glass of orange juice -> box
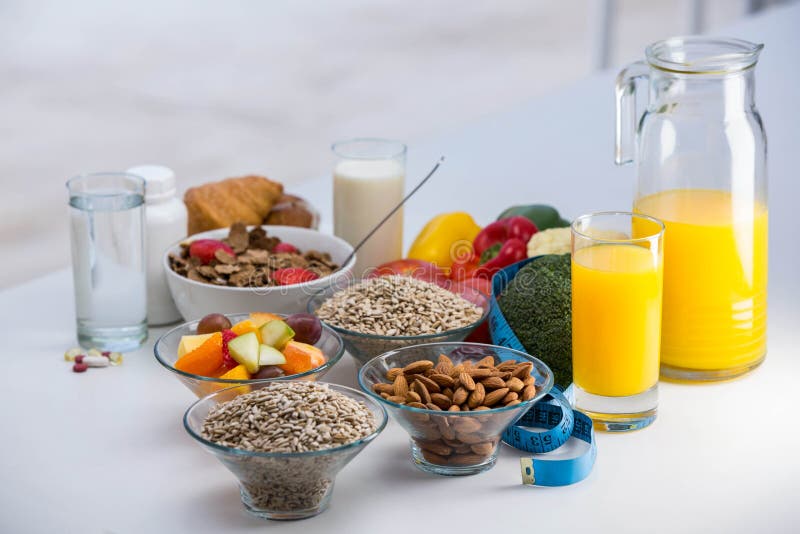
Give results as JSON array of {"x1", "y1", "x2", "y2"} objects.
[{"x1": 571, "y1": 212, "x2": 665, "y2": 432}]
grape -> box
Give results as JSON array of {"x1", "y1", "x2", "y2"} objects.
[
  {"x1": 252, "y1": 365, "x2": 285, "y2": 379},
  {"x1": 285, "y1": 313, "x2": 322, "y2": 345},
  {"x1": 196, "y1": 313, "x2": 232, "y2": 334}
]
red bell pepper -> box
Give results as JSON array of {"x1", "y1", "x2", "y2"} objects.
[
  {"x1": 473, "y1": 238, "x2": 528, "y2": 280},
  {"x1": 472, "y1": 216, "x2": 537, "y2": 257}
]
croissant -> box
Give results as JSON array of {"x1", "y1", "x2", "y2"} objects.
[{"x1": 184, "y1": 175, "x2": 283, "y2": 235}]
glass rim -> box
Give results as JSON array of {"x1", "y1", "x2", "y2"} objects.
[
  {"x1": 66, "y1": 171, "x2": 145, "y2": 195},
  {"x1": 645, "y1": 36, "x2": 763, "y2": 74},
  {"x1": 331, "y1": 138, "x2": 407, "y2": 160},
  {"x1": 183, "y1": 382, "x2": 388, "y2": 458},
  {"x1": 571, "y1": 211, "x2": 665, "y2": 245}
]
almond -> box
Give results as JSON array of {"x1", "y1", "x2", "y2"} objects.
[
  {"x1": 404, "y1": 374, "x2": 423, "y2": 386},
  {"x1": 415, "y1": 375, "x2": 441, "y2": 393},
  {"x1": 404, "y1": 360, "x2": 434, "y2": 375},
  {"x1": 407, "y1": 401, "x2": 427, "y2": 409},
  {"x1": 522, "y1": 384, "x2": 537, "y2": 401},
  {"x1": 437, "y1": 419, "x2": 456, "y2": 441},
  {"x1": 453, "y1": 417, "x2": 481, "y2": 433},
  {"x1": 373, "y1": 383, "x2": 394, "y2": 395},
  {"x1": 442, "y1": 387, "x2": 454, "y2": 399},
  {"x1": 452, "y1": 387, "x2": 469, "y2": 405},
  {"x1": 467, "y1": 382, "x2": 485, "y2": 408},
  {"x1": 393, "y1": 374, "x2": 409, "y2": 397},
  {"x1": 468, "y1": 368, "x2": 493, "y2": 380},
  {"x1": 502, "y1": 391, "x2": 519, "y2": 404},
  {"x1": 387, "y1": 395, "x2": 406, "y2": 404},
  {"x1": 449, "y1": 363, "x2": 465, "y2": 379},
  {"x1": 483, "y1": 387, "x2": 510, "y2": 406},
  {"x1": 448, "y1": 404, "x2": 460, "y2": 412},
  {"x1": 473, "y1": 406, "x2": 491, "y2": 411},
  {"x1": 430, "y1": 373, "x2": 455, "y2": 389},
  {"x1": 476, "y1": 355, "x2": 496, "y2": 368},
  {"x1": 459, "y1": 372, "x2": 476, "y2": 391},
  {"x1": 435, "y1": 354, "x2": 454, "y2": 375},
  {"x1": 412, "y1": 379, "x2": 431, "y2": 404},
  {"x1": 481, "y1": 376, "x2": 506, "y2": 390},
  {"x1": 430, "y1": 393, "x2": 452, "y2": 409},
  {"x1": 420, "y1": 449, "x2": 449, "y2": 465},
  {"x1": 506, "y1": 399, "x2": 521, "y2": 406},
  {"x1": 449, "y1": 453, "x2": 488, "y2": 465},
  {"x1": 523, "y1": 375, "x2": 535, "y2": 386},
  {"x1": 506, "y1": 376, "x2": 524, "y2": 393},
  {"x1": 454, "y1": 432, "x2": 484, "y2": 444},
  {"x1": 470, "y1": 441, "x2": 495, "y2": 456},
  {"x1": 496, "y1": 360, "x2": 518, "y2": 370},
  {"x1": 453, "y1": 443, "x2": 473, "y2": 454},
  {"x1": 405, "y1": 391, "x2": 421, "y2": 403},
  {"x1": 386, "y1": 367, "x2": 403, "y2": 381},
  {"x1": 380, "y1": 392, "x2": 390, "y2": 399},
  {"x1": 437, "y1": 353, "x2": 454, "y2": 367},
  {"x1": 512, "y1": 362, "x2": 533, "y2": 379},
  {"x1": 417, "y1": 439, "x2": 452, "y2": 457},
  {"x1": 418, "y1": 425, "x2": 442, "y2": 440},
  {"x1": 426, "y1": 402, "x2": 442, "y2": 411}
]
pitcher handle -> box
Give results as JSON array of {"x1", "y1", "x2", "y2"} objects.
[{"x1": 615, "y1": 60, "x2": 649, "y2": 165}]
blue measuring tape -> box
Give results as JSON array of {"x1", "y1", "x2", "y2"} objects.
[{"x1": 489, "y1": 257, "x2": 597, "y2": 487}]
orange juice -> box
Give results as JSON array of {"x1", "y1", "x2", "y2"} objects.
[
  {"x1": 572, "y1": 244, "x2": 663, "y2": 397},
  {"x1": 634, "y1": 189, "x2": 768, "y2": 374}
]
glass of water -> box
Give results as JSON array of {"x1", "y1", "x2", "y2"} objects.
[{"x1": 67, "y1": 173, "x2": 147, "y2": 351}]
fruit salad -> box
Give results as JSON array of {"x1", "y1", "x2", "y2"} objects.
[{"x1": 174, "y1": 312, "x2": 327, "y2": 380}]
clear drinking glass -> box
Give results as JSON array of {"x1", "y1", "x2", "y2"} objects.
[
  {"x1": 67, "y1": 173, "x2": 147, "y2": 351},
  {"x1": 332, "y1": 138, "x2": 406, "y2": 277},
  {"x1": 617, "y1": 37, "x2": 767, "y2": 381},
  {"x1": 571, "y1": 212, "x2": 664, "y2": 432}
]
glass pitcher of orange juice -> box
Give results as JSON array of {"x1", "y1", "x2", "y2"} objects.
[{"x1": 616, "y1": 37, "x2": 767, "y2": 382}]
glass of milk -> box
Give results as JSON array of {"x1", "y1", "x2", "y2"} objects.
[{"x1": 332, "y1": 139, "x2": 406, "y2": 277}]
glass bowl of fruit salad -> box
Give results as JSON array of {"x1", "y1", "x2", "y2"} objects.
[{"x1": 154, "y1": 312, "x2": 345, "y2": 397}]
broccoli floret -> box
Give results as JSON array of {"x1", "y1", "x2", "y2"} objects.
[{"x1": 498, "y1": 254, "x2": 572, "y2": 388}]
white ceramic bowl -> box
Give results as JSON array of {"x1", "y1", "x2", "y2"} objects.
[{"x1": 163, "y1": 225, "x2": 355, "y2": 321}]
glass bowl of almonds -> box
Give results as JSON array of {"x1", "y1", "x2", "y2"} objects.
[
  {"x1": 184, "y1": 381, "x2": 387, "y2": 520},
  {"x1": 358, "y1": 342, "x2": 553, "y2": 476},
  {"x1": 307, "y1": 276, "x2": 489, "y2": 367}
]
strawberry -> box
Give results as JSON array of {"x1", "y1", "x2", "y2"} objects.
[
  {"x1": 188, "y1": 239, "x2": 235, "y2": 265},
  {"x1": 272, "y1": 268, "x2": 319, "y2": 286},
  {"x1": 273, "y1": 242, "x2": 299, "y2": 254},
  {"x1": 220, "y1": 329, "x2": 238, "y2": 370}
]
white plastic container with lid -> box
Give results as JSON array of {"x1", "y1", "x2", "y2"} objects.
[{"x1": 127, "y1": 165, "x2": 187, "y2": 325}]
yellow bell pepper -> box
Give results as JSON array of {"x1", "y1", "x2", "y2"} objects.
[{"x1": 407, "y1": 212, "x2": 481, "y2": 270}]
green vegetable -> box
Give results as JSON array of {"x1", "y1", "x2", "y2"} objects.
[
  {"x1": 497, "y1": 204, "x2": 570, "y2": 231},
  {"x1": 498, "y1": 254, "x2": 572, "y2": 388}
]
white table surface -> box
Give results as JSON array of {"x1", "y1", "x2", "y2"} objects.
[{"x1": 3, "y1": 4, "x2": 799, "y2": 533}]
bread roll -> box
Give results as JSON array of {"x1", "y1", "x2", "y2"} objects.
[{"x1": 184, "y1": 175, "x2": 283, "y2": 235}]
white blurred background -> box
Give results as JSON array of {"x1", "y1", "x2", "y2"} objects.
[{"x1": 0, "y1": 0, "x2": 787, "y2": 287}]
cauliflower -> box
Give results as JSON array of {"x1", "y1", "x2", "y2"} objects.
[{"x1": 527, "y1": 227, "x2": 571, "y2": 257}]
